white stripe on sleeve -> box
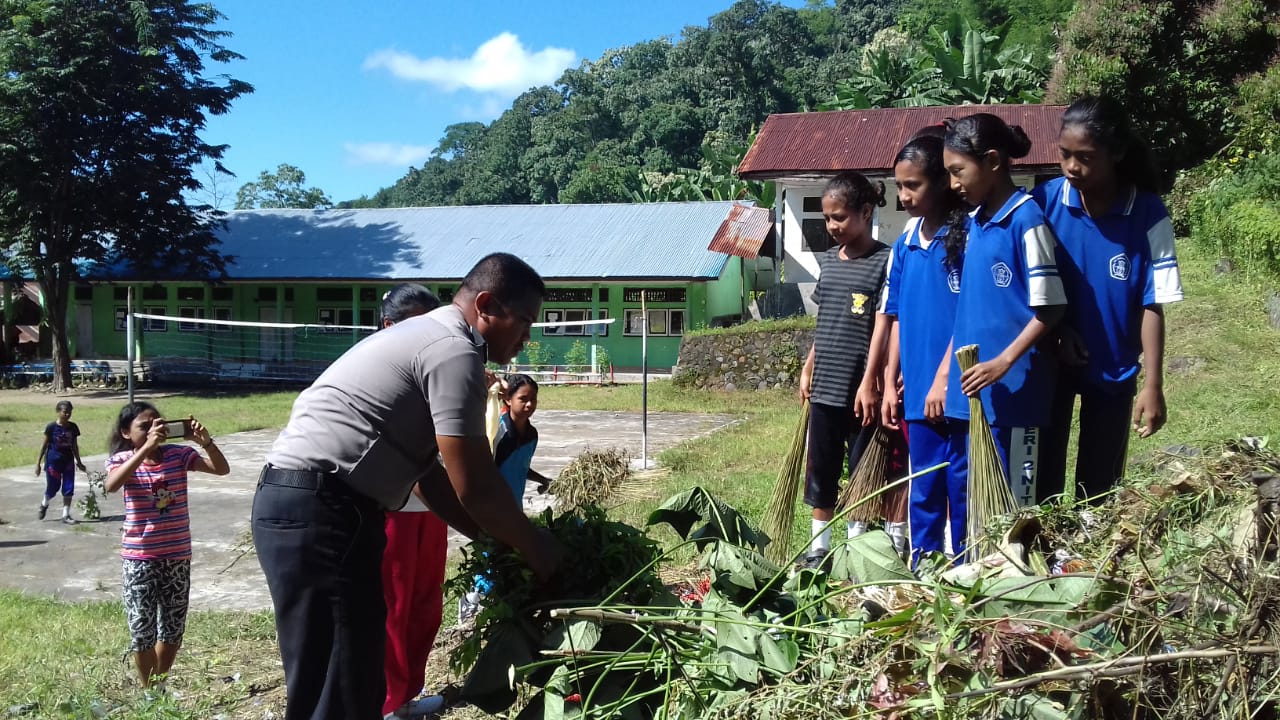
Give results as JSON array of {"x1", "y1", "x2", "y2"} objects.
[
  {"x1": 1023, "y1": 224, "x2": 1066, "y2": 307},
  {"x1": 1147, "y1": 216, "x2": 1184, "y2": 303},
  {"x1": 877, "y1": 248, "x2": 896, "y2": 313}
]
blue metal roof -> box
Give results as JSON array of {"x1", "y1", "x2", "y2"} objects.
[{"x1": 209, "y1": 202, "x2": 758, "y2": 282}]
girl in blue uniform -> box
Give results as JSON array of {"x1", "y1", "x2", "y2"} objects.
[
  {"x1": 493, "y1": 374, "x2": 540, "y2": 501},
  {"x1": 943, "y1": 114, "x2": 1067, "y2": 507},
  {"x1": 1032, "y1": 96, "x2": 1183, "y2": 504},
  {"x1": 878, "y1": 128, "x2": 971, "y2": 560}
]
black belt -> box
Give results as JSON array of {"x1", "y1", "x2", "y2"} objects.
[{"x1": 259, "y1": 465, "x2": 347, "y2": 492}]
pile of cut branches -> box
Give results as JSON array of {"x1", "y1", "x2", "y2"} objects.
[{"x1": 448, "y1": 439, "x2": 1280, "y2": 719}]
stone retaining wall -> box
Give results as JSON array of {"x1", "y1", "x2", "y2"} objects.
[{"x1": 672, "y1": 328, "x2": 813, "y2": 391}]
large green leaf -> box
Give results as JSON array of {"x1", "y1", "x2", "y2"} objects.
[
  {"x1": 544, "y1": 619, "x2": 603, "y2": 654},
  {"x1": 459, "y1": 622, "x2": 536, "y2": 713},
  {"x1": 703, "y1": 541, "x2": 785, "y2": 593},
  {"x1": 717, "y1": 648, "x2": 761, "y2": 684},
  {"x1": 827, "y1": 530, "x2": 914, "y2": 584},
  {"x1": 647, "y1": 486, "x2": 769, "y2": 551},
  {"x1": 757, "y1": 633, "x2": 800, "y2": 674}
]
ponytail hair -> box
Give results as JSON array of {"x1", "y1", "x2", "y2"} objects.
[
  {"x1": 895, "y1": 128, "x2": 969, "y2": 270},
  {"x1": 1061, "y1": 95, "x2": 1162, "y2": 193},
  {"x1": 944, "y1": 113, "x2": 1032, "y2": 173},
  {"x1": 824, "y1": 171, "x2": 887, "y2": 212},
  {"x1": 380, "y1": 283, "x2": 439, "y2": 326},
  {"x1": 504, "y1": 373, "x2": 538, "y2": 402}
]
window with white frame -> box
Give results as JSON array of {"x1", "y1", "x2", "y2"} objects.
[
  {"x1": 317, "y1": 307, "x2": 355, "y2": 327},
  {"x1": 177, "y1": 306, "x2": 206, "y2": 331},
  {"x1": 542, "y1": 308, "x2": 588, "y2": 336},
  {"x1": 212, "y1": 306, "x2": 233, "y2": 332},
  {"x1": 144, "y1": 307, "x2": 168, "y2": 332},
  {"x1": 800, "y1": 195, "x2": 834, "y2": 253},
  {"x1": 624, "y1": 309, "x2": 684, "y2": 336}
]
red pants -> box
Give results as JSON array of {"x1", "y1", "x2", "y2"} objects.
[{"x1": 382, "y1": 511, "x2": 449, "y2": 715}]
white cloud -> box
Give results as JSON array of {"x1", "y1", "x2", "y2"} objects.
[
  {"x1": 363, "y1": 32, "x2": 575, "y2": 96},
  {"x1": 343, "y1": 142, "x2": 434, "y2": 167}
]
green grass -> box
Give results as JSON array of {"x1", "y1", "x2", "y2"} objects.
[
  {"x1": 0, "y1": 591, "x2": 285, "y2": 719},
  {"x1": 684, "y1": 314, "x2": 815, "y2": 338},
  {"x1": 1, "y1": 245, "x2": 1277, "y2": 717},
  {"x1": 0, "y1": 389, "x2": 299, "y2": 469}
]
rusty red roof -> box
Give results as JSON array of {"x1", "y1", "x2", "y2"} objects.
[
  {"x1": 737, "y1": 104, "x2": 1067, "y2": 180},
  {"x1": 707, "y1": 204, "x2": 775, "y2": 259}
]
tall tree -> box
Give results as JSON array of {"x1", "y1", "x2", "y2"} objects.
[
  {"x1": 0, "y1": 0, "x2": 251, "y2": 389},
  {"x1": 235, "y1": 163, "x2": 332, "y2": 209},
  {"x1": 1049, "y1": 0, "x2": 1279, "y2": 181}
]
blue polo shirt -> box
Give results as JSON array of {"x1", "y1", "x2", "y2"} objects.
[
  {"x1": 1032, "y1": 177, "x2": 1184, "y2": 391},
  {"x1": 946, "y1": 190, "x2": 1067, "y2": 428},
  {"x1": 879, "y1": 217, "x2": 964, "y2": 422}
]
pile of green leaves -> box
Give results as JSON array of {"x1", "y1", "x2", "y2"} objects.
[
  {"x1": 450, "y1": 439, "x2": 1280, "y2": 720},
  {"x1": 446, "y1": 505, "x2": 667, "y2": 713}
]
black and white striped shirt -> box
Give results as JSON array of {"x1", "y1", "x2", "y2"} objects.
[{"x1": 809, "y1": 243, "x2": 891, "y2": 407}]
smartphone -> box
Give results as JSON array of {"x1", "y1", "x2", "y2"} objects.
[{"x1": 163, "y1": 419, "x2": 189, "y2": 439}]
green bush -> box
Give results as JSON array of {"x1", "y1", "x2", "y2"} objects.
[
  {"x1": 519, "y1": 341, "x2": 553, "y2": 368},
  {"x1": 1187, "y1": 150, "x2": 1280, "y2": 278},
  {"x1": 563, "y1": 339, "x2": 590, "y2": 372},
  {"x1": 594, "y1": 346, "x2": 612, "y2": 375}
]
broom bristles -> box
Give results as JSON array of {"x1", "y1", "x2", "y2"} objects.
[
  {"x1": 955, "y1": 344, "x2": 1017, "y2": 561},
  {"x1": 838, "y1": 425, "x2": 891, "y2": 523},
  {"x1": 762, "y1": 400, "x2": 810, "y2": 564}
]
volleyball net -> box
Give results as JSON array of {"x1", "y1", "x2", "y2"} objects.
[
  {"x1": 130, "y1": 312, "x2": 616, "y2": 384},
  {"x1": 131, "y1": 312, "x2": 377, "y2": 383}
]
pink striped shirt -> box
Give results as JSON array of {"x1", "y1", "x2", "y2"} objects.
[{"x1": 107, "y1": 445, "x2": 198, "y2": 561}]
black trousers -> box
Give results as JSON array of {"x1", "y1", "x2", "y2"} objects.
[
  {"x1": 1039, "y1": 374, "x2": 1136, "y2": 505},
  {"x1": 252, "y1": 466, "x2": 387, "y2": 720},
  {"x1": 804, "y1": 401, "x2": 877, "y2": 509}
]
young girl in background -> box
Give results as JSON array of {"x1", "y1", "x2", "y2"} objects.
[
  {"x1": 878, "y1": 128, "x2": 972, "y2": 560},
  {"x1": 493, "y1": 374, "x2": 540, "y2": 502},
  {"x1": 377, "y1": 283, "x2": 452, "y2": 720},
  {"x1": 943, "y1": 113, "x2": 1067, "y2": 506},
  {"x1": 104, "y1": 402, "x2": 229, "y2": 689},
  {"x1": 35, "y1": 400, "x2": 87, "y2": 524},
  {"x1": 1032, "y1": 96, "x2": 1183, "y2": 504},
  {"x1": 798, "y1": 171, "x2": 892, "y2": 566}
]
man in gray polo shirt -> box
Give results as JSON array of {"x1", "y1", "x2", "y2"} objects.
[{"x1": 252, "y1": 253, "x2": 560, "y2": 720}]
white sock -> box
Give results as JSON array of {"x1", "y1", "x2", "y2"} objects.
[
  {"x1": 810, "y1": 519, "x2": 831, "y2": 553},
  {"x1": 847, "y1": 520, "x2": 867, "y2": 538},
  {"x1": 40, "y1": 498, "x2": 49, "y2": 508},
  {"x1": 61, "y1": 506, "x2": 70, "y2": 518},
  {"x1": 886, "y1": 521, "x2": 909, "y2": 555}
]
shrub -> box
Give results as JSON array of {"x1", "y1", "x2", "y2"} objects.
[
  {"x1": 519, "y1": 341, "x2": 553, "y2": 368},
  {"x1": 1187, "y1": 150, "x2": 1280, "y2": 278},
  {"x1": 563, "y1": 339, "x2": 590, "y2": 372}
]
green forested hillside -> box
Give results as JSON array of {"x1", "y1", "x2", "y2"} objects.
[{"x1": 343, "y1": 0, "x2": 1068, "y2": 208}]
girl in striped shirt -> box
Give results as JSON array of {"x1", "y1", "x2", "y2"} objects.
[{"x1": 105, "y1": 402, "x2": 229, "y2": 689}]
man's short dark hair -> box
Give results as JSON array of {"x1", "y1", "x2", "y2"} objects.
[{"x1": 459, "y1": 252, "x2": 546, "y2": 306}]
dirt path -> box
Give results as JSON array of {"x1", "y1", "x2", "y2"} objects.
[{"x1": 0, "y1": 410, "x2": 737, "y2": 610}]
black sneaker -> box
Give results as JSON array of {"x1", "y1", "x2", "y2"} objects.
[
  {"x1": 37, "y1": 504, "x2": 48, "y2": 520},
  {"x1": 799, "y1": 548, "x2": 830, "y2": 571}
]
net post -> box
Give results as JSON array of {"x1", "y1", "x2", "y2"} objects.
[
  {"x1": 641, "y1": 289, "x2": 648, "y2": 470},
  {"x1": 126, "y1": 287, "x2": 134, "y2": 404}
]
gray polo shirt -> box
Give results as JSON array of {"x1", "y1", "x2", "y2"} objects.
[{"x1": 265, "y1": 304, "x2": 487, "y2": 509}]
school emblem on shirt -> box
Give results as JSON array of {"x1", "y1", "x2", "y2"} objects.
[
  {"x1": 947, "y1": 268, "x2": 961, "y2": 294},
  {"x1": 991, "y1": 262, "x2": 1013, "y2": 288},
  {"x1": 1109, "y1": 253, "x2": 1131, "y2": 281},
  {"x1": 850, "y1": 293, "x2": 870, "y2": 315}
]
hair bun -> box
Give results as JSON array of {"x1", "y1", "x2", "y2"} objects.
[{"x1": 1007, "y1": 124, "x2": 1032, "y2": 159}]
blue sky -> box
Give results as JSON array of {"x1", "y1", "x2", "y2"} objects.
[{"x1": 199, "y1": 0, "x2": 805, "y2": 206}]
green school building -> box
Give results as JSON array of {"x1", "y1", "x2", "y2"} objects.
[{"x1": 4, "y1": 202, "x2": 774, "y2": 378}]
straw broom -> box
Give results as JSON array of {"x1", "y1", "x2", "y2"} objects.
[
  {"x1": 762, "y1": 399, "x2": 810, "y2": 564},
  {"x1": 837, "y1": 425, "x2": 891, "y2": 523},
  {"x1": 955, "y1": 344, "x2": 1017, "y2": 561}
]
